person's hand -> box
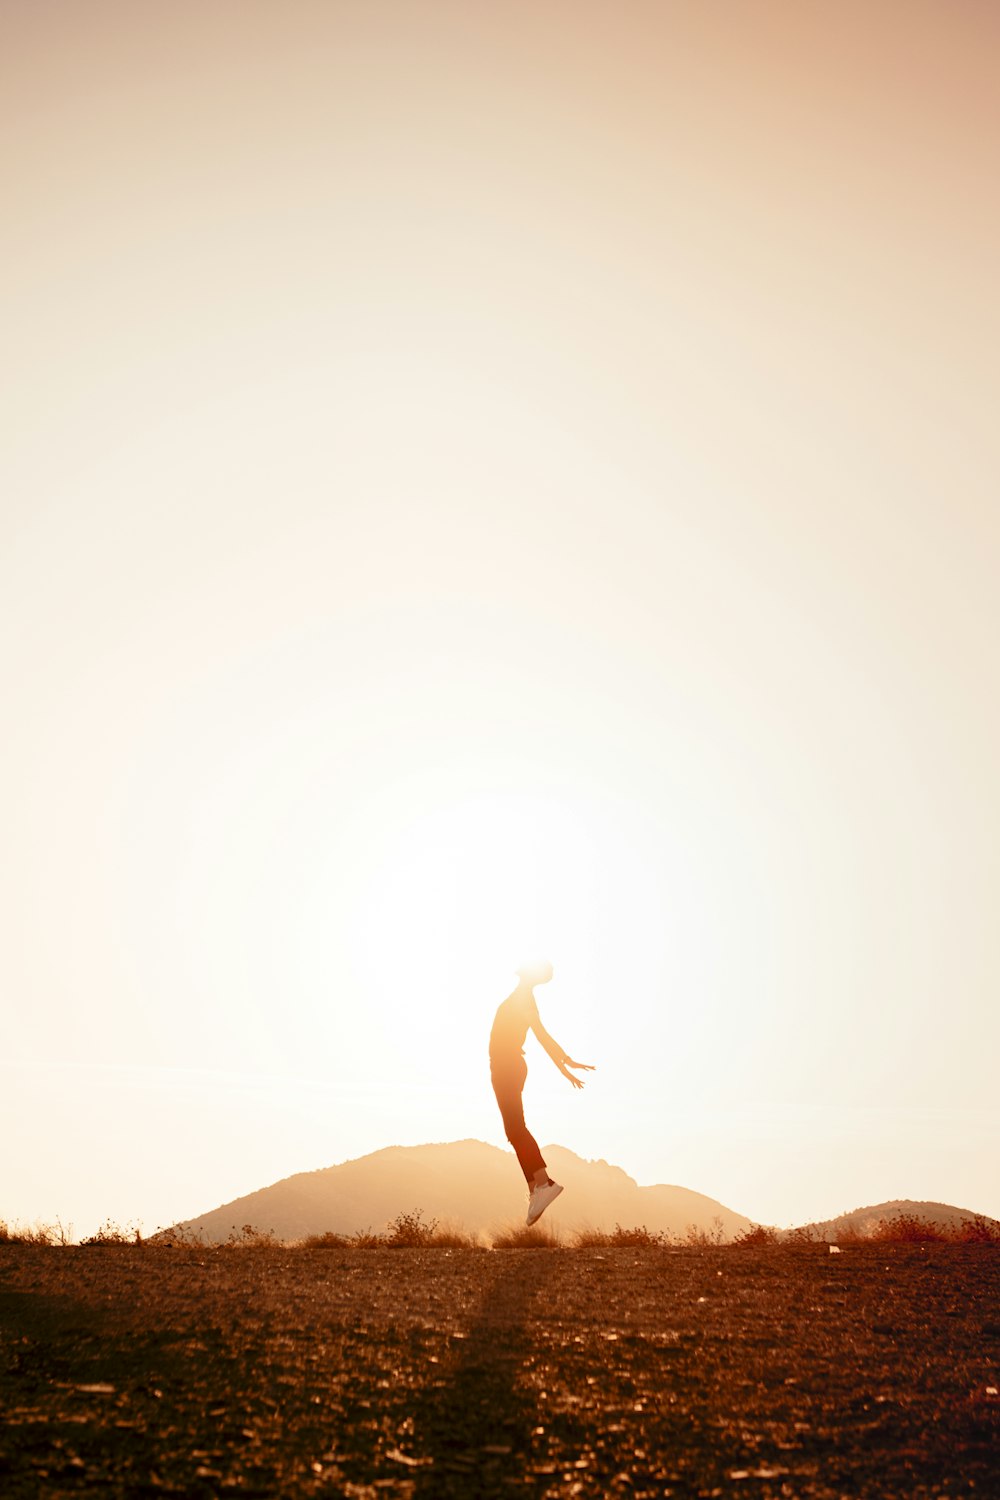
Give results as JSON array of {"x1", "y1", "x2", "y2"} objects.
[
  {"x1": 565, "y1": 1058, "x2": 595, "y2": 1072},
  {"x1": 566, "y1": 1071, "x2": 585, "y2": 1089}
]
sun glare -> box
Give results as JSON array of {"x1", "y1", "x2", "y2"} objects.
[{"x1": 344, "y1": 782, "x2": 648, "y2": 1075}]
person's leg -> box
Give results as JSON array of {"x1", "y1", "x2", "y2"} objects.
[{"x1": 491, "y1": 1062, "x2": 547, "y2": 1184}]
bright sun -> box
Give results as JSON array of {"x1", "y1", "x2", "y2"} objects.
[{"x1": 340, "y1": 780, "x2": 679, "y2": 1084}]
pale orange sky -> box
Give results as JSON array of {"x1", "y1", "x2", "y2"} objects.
[{"x1": 2, "y1": 1, "x2": 999, "y2": 1237}]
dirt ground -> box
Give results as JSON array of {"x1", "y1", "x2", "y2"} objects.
[{"x1": 1, "y1": 1244, "x2": 998, "y2": 1498}]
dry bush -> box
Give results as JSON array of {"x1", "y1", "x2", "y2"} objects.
[
  {"x1": 491, "y1": 1223, "x2": 562, "y2": 1249},
  {"x1": 349, "y1": 1228, "x2": 385, "y2": 1248},
  {"x1": 301, "y1": 1214, "x2": 478, "y2": 1250},
  {"x1": 732, "y1": 1223, "x2": 781, "y2": 1248},
  {"x1": 224, "y1": 1223, "x2": 281, "y2": 1248},
  {"x1": 384, "y1": 1210, "x2": 440, "y2": 1247},
  {"x1": 683, "y1": 1216, "x2": 726, "y2": 1247},
  {"x1": 380, "y1": 1210, "x2": 479, "y2": 1249},
  {"x1": 832, "y1": 1221, "x2": 870, "y2": 1247},
  {"x1": 784, "y1": 1224, "x2": 819, "y2": 1245},
  {"x1": 0, "y1": 1219, "x2": 72, "y2": 1245},
  {"x1": 151, "y1": 1225, "x2": 207, "y2": 1248},
  {"x1": 425, "y1": 1224, "x2": 481, "y2": 1249},
  {"x1": 822, "y1": 1213, "x2": 1000, "y2": 1247},
  {"x1": 572, "y1": 1226, "x2": 612, "y2": 1249},
  {"x1": 870, "y1": 1214, "x2": 948, "y2": 1245},
  {"x1": 574, "y1": 1223, "x2": 669, "y2": 1249},
  {"x1": 80, "y1": 1220, "x2": 144, "y2": 1246},
  {"x1": 954, "y1": 1214, "x2": 1000, "y2": 1244}
]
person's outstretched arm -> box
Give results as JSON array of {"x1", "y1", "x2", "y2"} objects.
[{"x1": 530, "y1": 1009, "x2": 595, "y2": 1090}]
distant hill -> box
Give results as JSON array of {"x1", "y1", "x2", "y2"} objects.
[
  {"x1": 168, "y1": 1140, "x2": 754, "y2": 1243},
  {"x1": 784, "y1": 1199, "x2": 1000, "y2": 1242}
]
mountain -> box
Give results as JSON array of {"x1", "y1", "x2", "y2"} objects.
[
  {"x1": 168, "y1": 1140, "x2": 754, "y2": 1243},
  {"x1": 786, "y1": 1199, "x2": 1000, "y2": 1242}
]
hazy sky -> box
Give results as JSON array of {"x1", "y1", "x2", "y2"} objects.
[{"x1": 3, "y1": 1, "x2": 999, "y2": 1238}]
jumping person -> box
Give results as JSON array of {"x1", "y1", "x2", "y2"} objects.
[{"x1": 490, "y1": 960, "x2": 595, "y2": 1225}]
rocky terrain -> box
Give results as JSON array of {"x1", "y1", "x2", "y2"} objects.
[{"x1": 2, "y1": 1242, "x2": 998, "y2": 1497}]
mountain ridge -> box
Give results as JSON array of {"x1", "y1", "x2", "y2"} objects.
[
  {"x1": 170, "y1": 1139, "x2": 753, "y2": 1243},
  {"x1": 168, "y1": 1141, "x2": 1000, "y2": 1245}
]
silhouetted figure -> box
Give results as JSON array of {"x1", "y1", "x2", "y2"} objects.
[{"x1": 489, "y1": 960, "x2": 595, "y2": 1225}]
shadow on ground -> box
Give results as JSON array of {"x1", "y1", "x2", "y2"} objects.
[{"x1": 403, "y1": 1250, "x2": 576, "y2": 1496}]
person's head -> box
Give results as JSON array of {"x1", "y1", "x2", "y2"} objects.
[{"x1": 516, "y1": 959, "x2": 553, "y2": 988}]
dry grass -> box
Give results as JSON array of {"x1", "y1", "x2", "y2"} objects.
[
  {"x1": 7, "y1": 1208, "x2": 998, "y2": 1251},
  {"x1": 681, "y1": 1216, "x2": 728, "y2": 1247},
  {"x1": 80, "y1": 1220, "x2": 144, "y2": 1246},
  {"x1": 953, "y1": 1213, "x2": 1000, "y2": 1244},
  {"x1": 151, "y1": 1225, "x2": 209, "y2": 1247},
  {"x1": 733, "y1": 1223, "x2": 782, "y2": 1247},
  {"x1": 300, "y1": 1211, "x2": 480, "y2": 1250},
  {"x1": 491, "y1": 1222, "x2": 562, "y2": 1249},
  {"x1": 573, "y1": 1223, "x2": 670, "y2": 1248},
  {"x1": 383, "y1": 1210, "x2": 479, "y2": 1249},
  {"x1": 0, "y1": 1219, "x2": 73, "y2": 1246},
  {"x1": 298, "y1": 1229, "x2": 353, "y2": 1249},
  {"x1": 833, "y1": 1212, "x2": 1000, "y2": 1246}
]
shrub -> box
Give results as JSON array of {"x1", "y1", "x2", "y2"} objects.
[
  {"x1": 870, "y1": 1214, "x2": 948, "y2": 1245},
  {"x1": 350, "y1": 1228, "x2": 385, "y2": 1248},
  {"x1": 1, "y1": 1219, "x2": 72, "y2": 1245},
  {"x1": 611, "y1": 1223, "x2": 670, "y2": 1248},
  {"x1": 574, "y1": 1223, "x2": 669, "y2": 1248},
  {"x1": 225, "y1": 1223, "x2": 280, "y2": 1248},
  {"x1": 831, "y1": 1220, "x2": 870, "y2": 1247},
  {"x1": 572, "y1": 1226, "x2": 612, "y2": 1249},
  {"x1": 821, "y1": 1213, "x2": 1000, "y2": 1247},
  {"x1": 151, "y1": 1225, "x2": 206, "y2": 1247},
  {"x1": 378, "y1": 1210, "x2": 478, "y2": 1249},
  {"x1": 491, "y1": 1223, "x2": 561, "y2": 1249},
  {"x1": 684, "y1": 1216, "x2": 726, "y2": 1247},
  {"x1": 301, "y1": 1230, "x2": 352, "y2": 1249},
  {"x1": 80, "y1": 1220, "x2": 143, "y2": 1246},
  {"x1": 954, "y1": 1214, "x2": 1000, "y2": 1244},
  {"x1": 385, "y1": 1210, "x2": 439, "y2": 1247},
  {"x1": 732, "y1": 1223, "x2": 781, "y2": 1247},
  {"x1": 423, "y1": 1225, "x2": 479, "y2": 1249}
]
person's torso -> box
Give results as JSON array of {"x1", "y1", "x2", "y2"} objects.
[{"x1": 489, "y1": 991, "x2": 537, "y2": 1063}]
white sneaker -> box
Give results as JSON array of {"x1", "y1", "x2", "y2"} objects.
[{"x1": 526, "y1": 1180, "x2": 563, "y2": 1226}]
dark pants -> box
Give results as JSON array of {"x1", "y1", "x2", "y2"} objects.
[{"x1": 490, "y1": 1053, "x2": 546, "y2": 1184}]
